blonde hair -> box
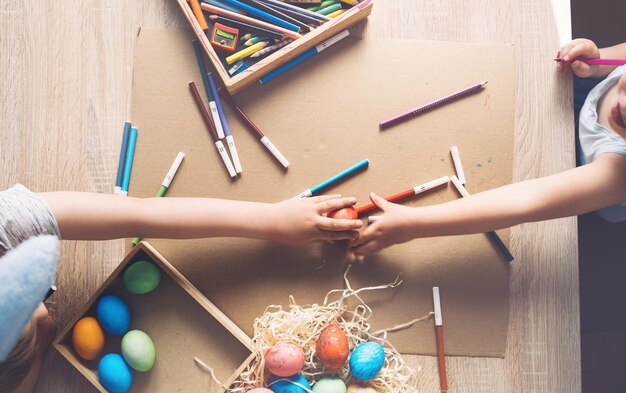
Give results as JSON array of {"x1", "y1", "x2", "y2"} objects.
[{"x1": 0, "y1": 320, "x2": 38, "y2": 393}]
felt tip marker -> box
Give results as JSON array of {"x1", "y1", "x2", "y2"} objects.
[
  {"x1": 114, "y1": 121, "x2": 131, "y2": 195},
  {"x1": 259, "y1": 29, "x2": 350, "y2": 84},
  {"x1": 120, "y1": 126, "x2": 138, "y2": 196},
  {"x1": 356, "y1": 176, "x2": 450, "y2": 215},
  {"x1": 207, "y1": 72, "x2": 241, "y2": 173},
  {"x1": 450, "y1": 175, "x2": 515, "y2": 262},
  {"x1": 133, "y1": 152, "x2": 185, "y2": 244},
  {"x1": 433, "y1": 286, "x2": 448, "y2": 393},
  {"x1": 450, "y1": 145, "x2": 466, "y2": 185},
  {"x1": 294, "y1": 158, "x2": 369, "y2": 198},
  {"x1": 192, "y1": 40, "x2": 225, "y2": 139}
]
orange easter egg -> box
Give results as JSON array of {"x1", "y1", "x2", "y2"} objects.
[
  {"x1": 327, "y1": 207, "x2": 358, "y2": 220},
  {"x1": 316, "y1": 323, "x2": 349, "y2": 370},
  {"x1": 72, "y1": 317, "x2": 105, "y2": 360}
]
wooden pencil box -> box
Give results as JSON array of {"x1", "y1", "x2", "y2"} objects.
[
  {"x1": 175, "y1": 0, "x2": 374, "y2": 94},
  {"x1": 54, "y1": 241, "x2": 255, "y2": 393}
]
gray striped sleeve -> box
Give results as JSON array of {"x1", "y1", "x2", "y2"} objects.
[{"x1": 0, "y1": 184, "x2": 61, "y2": 258}]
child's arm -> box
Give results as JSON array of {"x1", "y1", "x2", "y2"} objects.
[
  {"x1": 351, "y1": 153, "x2": 626, "y2": 255},
  {"x1": 557, "y1": 39, "x2": 626, "y2": 78},
  {"x1": 40, "y1": 193, "x2": 362, "y2": 244}
]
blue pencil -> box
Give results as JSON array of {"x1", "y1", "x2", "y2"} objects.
[
  {"x1": 192, "y1": 40, "x2": 225, "y2": 139},
  {"x1": 294, "y1": 159, "x2": 369, "y2": 198},
  {"x1": 259, "y1": 30, "x2": 349, "y2": 84},
  {"x1": 120, "y1": 127, "x2": 138, "y2": 196},
  {"x1": 220, "y1": 0, "x2": 301, "y2": 32},
  {"x1": 114, "y1": 121, "x2": 131, "y2": 195},
  {"x1": 207, "y1": 72, "x2": 242, "y2": 173},
  {"x1": 206, "y1": 0, "x2": 242, "y2": 13}
]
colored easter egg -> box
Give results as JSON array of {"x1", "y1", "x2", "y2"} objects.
[
  {"x1": 316, "y1": 323, "x2": 349, "y2": 370},
  {"x1": 327, "y1": 207, "x2": 358, "y2": 220},
  {"x1": 247, "y1": 389, "x2": 274, "y2": 393},
  {"x1": 72, "y1": 317, "x2": 105, "y2": 360},
  {"x1": 349, "y1": 342, "x2": 385, "y2": 381},
  {"x1": 346, "y1": 383, "x2": 377, "y2": 393},
  {"x1": 265, "y1": 342, "x2": 305, "y2": 377},
  {"x1": 97, "y1": 295, "x2": 131, "y2": 336},
  {"x1": 123, "y1": 260, "x2": 161, "y2": 295},
  {"x1": 98, "y1": 353, "x2": 132, "y2": 393},
  {"x1": 270, "y1": 374, "x2": 311, "y2": 393},
  {"x1": 121, "y1": 330, "x2": 156, "y2": 372},
  {"x1": 312, "y1": 377, "x2": 347, "y2": 393}
]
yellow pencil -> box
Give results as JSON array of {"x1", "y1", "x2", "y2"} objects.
[
  {"x1": 327, "y1": 9, "x2": 346, "y2": 18},
  {"x1": 226, "y1": 41, "x2": 269, "y2": 64}
]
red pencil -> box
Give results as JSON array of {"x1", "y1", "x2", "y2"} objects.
[
  {"x1": 356, "y1": 176, "x2": 449, "y2": 216},
  {"x1": 433, "y1": 287, "x2": 448, "y2": 392}
]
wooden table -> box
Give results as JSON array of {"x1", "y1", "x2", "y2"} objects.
[{"x1": 0, "y1": 1, "x2": 580, "y2": 392}]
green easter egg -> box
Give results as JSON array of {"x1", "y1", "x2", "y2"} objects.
[
  {"x1": 313, "y1": 377, "x2": 347, "y2": 393},
  {"x1": 123, "y1": 261, "x2": 161, "y2": 295},
  {"x1": 121, "y1": 330, "x2": 156, "y2": 372}
]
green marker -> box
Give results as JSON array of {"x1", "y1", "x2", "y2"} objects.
[
  {"x1": 132, "y1": 152, "x2": 185, "y2": 245},
  {"x1": 309, "y1": 0, "x2": 336, "y2": 11},
  {"x1": 317, "y1": 3, "x2": 341, "y2": 15}
]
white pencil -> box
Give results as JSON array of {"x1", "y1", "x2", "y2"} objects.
[{"x1": 450, "y1": 145, "x2": 466, "y2": 185}]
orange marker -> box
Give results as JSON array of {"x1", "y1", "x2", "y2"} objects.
[{"x1": 190, "y1": 0, "x2": 209, "y2": 31}]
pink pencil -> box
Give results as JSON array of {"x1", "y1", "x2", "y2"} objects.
[
  {"x1": 554, "y1": 57, "x2": 626, "y2": 66},
  {"x1": 380, "y1": 81, "x2": 488, "y2": 129}
]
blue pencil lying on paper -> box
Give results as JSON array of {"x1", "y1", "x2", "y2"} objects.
[{"x1": 294, "y1": 159, "x2": 369, "y2": 198}]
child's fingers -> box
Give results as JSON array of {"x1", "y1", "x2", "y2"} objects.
[
  {"x1": 350, "y1": 223, "x2": 376, "y2": 248},
  {"x1": 317, "y1": 216, "x2": 362, "y2": 231},
  {"x1": 563, "y1": 42, "x2": 592, "y2": 62},
  {"x1": 316, "y1": 196, "x2": 357, "y2": 214},
  {"x1": 369, "y1": 192, "x2": 390, "y2": 212},
  {"x1": 558, "y1": 41, "x2": 577, "y2": 60},
  {"x1": 318, "y1": 229, "x2": 360, "y2": 241},
  {"x1": 571, "y1": 60, "x2": 592, "y2": 76},
  {"x1": 308, "y1": 194, "x2": 341, "y2": 203},
  {"x1": 350, "y1": 239, "x2": 382, "y2": 256}
]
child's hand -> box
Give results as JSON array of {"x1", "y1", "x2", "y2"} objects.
[
  {"x1": 269, "y1": 195, "x2": 362, "y2": 245},
  {"x1": 556, "y1": 39, "x2": 601, "y2": 77},
  {"x1": 349, "y1": 193, "x2": 417, "y2": 256}
]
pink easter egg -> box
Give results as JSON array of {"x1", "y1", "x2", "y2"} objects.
[
  {"x1": 265, "y1": 342, "x2": 305, "y2": 377},
  {"x1": 247, "y1": 389, "x2": 274, "y2": 393},
  {"x1": 346, "y1": 383, "x2": 377, "y2": 393}
]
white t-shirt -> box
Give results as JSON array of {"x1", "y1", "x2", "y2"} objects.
[{"x1": 579, "y1": 65, "x2": 626, "y2": 222}]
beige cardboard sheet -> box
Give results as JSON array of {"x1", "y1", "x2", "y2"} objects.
[{"x1": 130, "y1": 29, "x2": 515, "y2": 357}]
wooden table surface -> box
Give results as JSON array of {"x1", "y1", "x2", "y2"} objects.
[{"x1": 0, "y1": 1, "x2": 580, "y2": 392}]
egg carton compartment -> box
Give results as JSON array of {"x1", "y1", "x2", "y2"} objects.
[{"x1": 54, "y1": 242, "x2": 255, "y2": 393}]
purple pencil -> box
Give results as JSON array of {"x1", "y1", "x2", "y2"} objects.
[
  {"x1": 380, "y1": 81, "x2": 488, "y2": 129},
  {"x1": 554, "y1": 57, "x2": 626, "y2": 66}
]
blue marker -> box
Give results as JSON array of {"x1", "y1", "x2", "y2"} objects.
[
  {"x1": 114, "y1": 121, "x2": 131, "y2": 195},
  {"x1": 192, "y1": 40, "x2": 225, "y2": 139},
  {"x1": 207, "y1": 72, "x2": 242, "y2": 173},
  {"x1": 220, "y1": 0, "x2": 301, "y2": 32},
  {"x1": 120, "y1": 127, "x2": 138, "y2": 196},
  {"x1": 260, "y1": 30, "x2": 349, "y2": 85},
  {"x1": 294, "y1": 159, "x2": 369, "y2": 198}
]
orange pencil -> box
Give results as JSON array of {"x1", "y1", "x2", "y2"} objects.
[
  {"x1": 190, "y1": 0, "x2": 209, "y2": 31},
  {"x1": 433, "y1": 287, "x2": 448, "y2": 392}
]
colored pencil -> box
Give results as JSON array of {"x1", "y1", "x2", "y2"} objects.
[
  {"x1": 245, "y1": 35, "x2": 270, "y2": 46},
  {"x1": 450, "y1": 176, "x2": 514, "y2": 262},
  {"x1": 250, "y1": 38, "x2": 293, "y2": 58},
  {"x1": 257, "y1": 0, "x2": 326, "y2": 25},
  {"x1": 192, "y1": 40, "x2": 225, "y2": 139},
  {"x1": 226, "y1": 41, "x2": 268, "y2": 64},
  {"x1": 206, "y1": 0, "x2": 242, "y2": 13},
  {"x1": 237, "y1": 0, "x2": 312, "y2": 32},
  {"x1": 132, "y1": 152, "x2": 185, "y2": 244},
  {"x1": 294, "y1": 158, "x2": 369, "y2": 198},
  {"x1": 356, "y1": 176, "x2": 450, "y2": 215},
  {"x1": 190, "y1": 0, "x2": 209, "y2": 30},
  {"x1": 207, "y1": 72, "x2": 242, "y2": 173},
  {"x1": 259, "y1": 29, "x2": 349, "y2": 84},
  {"x1": 554, "y1": 57, "x2": 626, "y2": 66},
  {"x1": 189, "y1": 81, "x2": 237, "y2": 177},
  {"x1": 327, "y1": 8, "x2": 346, "y2": 18},
  {"x1": 380, "y1": 81, "x2": 488, "y2": 130},
  {"x1": 120, "y1": 126, "x2": 138, "y2": 196},
  {"x1": 240, "y1": 33, "x2": 254, "y2": 42},
  {"x1": 205, "y1": 13, "x2": 293, "y2": 41},
  {"x1": 433, "y1": 287, "x2": 448, "y2": 393},
  {"x1": 317, "y1": 3, "x2": 341, "y2": 15},
  {"x1": 114, "y1": 121, "x2": 131, "y2": 195},
  {"x1": 450, "y1": 145, "x2": 466, "y2": 185},
  {"x1": 256, "y1": 0, "x2": 330, "y2": 22},
  {"x1": 218, "y1": 87, "x2": 290, "y2": 168},
  {"x1": 219, "y1": 0, "x2": 301, "y2": 32}
]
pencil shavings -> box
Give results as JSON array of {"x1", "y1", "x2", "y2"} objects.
[{"x1": 196, "y1": 265, "x2": 432, "y2": 392}]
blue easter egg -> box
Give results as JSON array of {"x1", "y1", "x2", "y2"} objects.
[
  {"x1": 270, "y1": 373, "x2": 312, "y2": 393},
  {"x1": 98, "y1": 353, "x2": 132, "y2": 393},
  {"x1": 97, "y1": 295, "x2": 131, "y2": 335},
  {"x1": 349, "y1": 342, "x2": 385, "y2": 381}
]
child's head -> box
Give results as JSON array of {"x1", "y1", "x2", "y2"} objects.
[
  {"x1": 0, "y1": 320, "x2": 38, "y2": 393},
  {"x1": 610, "y1": 71, "x2": 626, "y2": 136}
]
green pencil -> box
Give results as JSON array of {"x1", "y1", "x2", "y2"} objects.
[
  {"x1": 132, "y1": 152, "x2": 185, "y2": 245},
  {"x1": 317, "y1": 3, "x2": 341, "y2": 15},
  {"x1": 245, "y1": 36, "x2": 270, "y2": 46}
]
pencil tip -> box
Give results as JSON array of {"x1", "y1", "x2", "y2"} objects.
[
  {"x1": 481, "y1": 81, "x2": 488, "y2": 86},
  {"x1": 554, "y1": 58, "x2": 562, "y2": 62}
]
